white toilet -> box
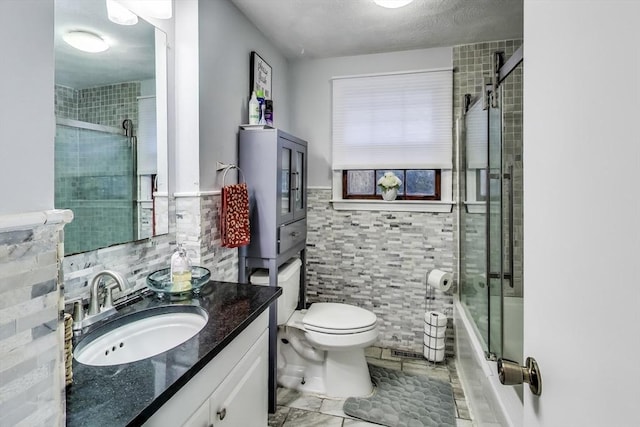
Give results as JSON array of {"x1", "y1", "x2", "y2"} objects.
[{"x1": 250, "y1": 258, "x2": 379, "y2": 398}]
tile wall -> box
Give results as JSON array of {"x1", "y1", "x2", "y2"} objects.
[
  {"x1": 55, "y1": 82, "x2": 140, "y2": 127},
  {"x1": 77, "y1": 82, "x2": 140, "y2": 129},
  {"x1": 0, "y1": 221, "x2": 65, "y2": 426},
  {"x1": 305, "y1": 189, "x2": 455, "y2": 355},
  {"x1": 175, "y1": 194, "x2": 239, "y2": 282}
]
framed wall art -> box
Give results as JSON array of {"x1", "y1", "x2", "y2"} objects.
[{"x1": 250, "y1": 51, "x2": 272, "y2": 99}]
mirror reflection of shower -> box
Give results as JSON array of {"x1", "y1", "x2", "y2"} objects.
[
  {"x1": 53, "y1": 0, "x2": 168, "y2": 255},
  {"x1": 55, "y1": 118, "x2": 142, "y2": 254}
]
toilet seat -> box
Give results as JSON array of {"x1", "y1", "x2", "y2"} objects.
[{"x1": 302, "y1": 303, "x2": 377, "y2": 335}]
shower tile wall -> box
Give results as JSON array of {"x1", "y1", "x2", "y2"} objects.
[
  {"x1": 305, "y1": 189, "x2": 455, "y2": 355},
  {"x1": 77, "y1": 82, "x2": 140, "y2": 128},
  {"x1": 55, "y1": 85, "x2": 77, "y2": 119},
  {"x1": 0, "y1": 224, "x2": 64, "y2": 427},
  {"x1": 55, "y1": 82, "x2": 140, "y2": 126}
]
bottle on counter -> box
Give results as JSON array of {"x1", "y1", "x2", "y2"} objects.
[
  {"x1": 170, "y1": 244, "x2": 192, "y2": 292},
  {"x1": 248, "y1": 91, "x2": 260, "y2": 125}
]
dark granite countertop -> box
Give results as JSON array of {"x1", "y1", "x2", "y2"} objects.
[{"x1": 65, "y1": 281, "x2": 281, "y2": 427}]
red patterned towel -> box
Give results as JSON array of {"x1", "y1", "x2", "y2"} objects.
[{"x1": 220, "y1": 183, "x2": 250, "y2": 248}]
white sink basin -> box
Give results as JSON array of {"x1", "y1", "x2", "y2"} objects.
[{"x1": 74, "y1": 305, "x2": 208, "y2": 366}]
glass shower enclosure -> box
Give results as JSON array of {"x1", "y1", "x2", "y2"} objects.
[
  {"x1": 460, "y1": 48, "x2": 524, "y2": 381},
  {"x1": 55, "y1": 119, "x2": 138, "y2": 255}
]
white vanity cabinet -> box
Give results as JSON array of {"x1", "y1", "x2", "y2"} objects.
[
  {"x1": 183, "y1": 331, "x2": 268, "y2": 427},
  {"x1": 144, "y1": 311, "x2": 269, "y2": 427}
]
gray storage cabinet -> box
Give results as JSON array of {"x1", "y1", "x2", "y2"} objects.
[{"x1": 238, "y1": 127, "x2": 308, "y2": 413}]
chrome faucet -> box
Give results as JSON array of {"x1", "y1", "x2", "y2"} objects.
[
  {"x1": 70, "y1": 270, "x2": 130, "y2": 332},
  {"x1": 88, "y1": 270, "x2": 129, "y2": 316}
]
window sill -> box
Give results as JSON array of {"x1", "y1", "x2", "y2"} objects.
[{"x1": 330, "y1": 199, "x2": 453, "y2": 213}]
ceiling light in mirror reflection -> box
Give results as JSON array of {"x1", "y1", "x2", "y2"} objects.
[
  {"x1": 118, "y1": 0, "x2": 172, "y2": 20},
  {"x1": 373, "y1": 0, "x2": 414, "y2": 8},
  {"x1": 107, "y1": 0, "x2": 138, "y2": 25},
  {"x1": 63, "y1": 31, "x2": 109, "y2": 53}
]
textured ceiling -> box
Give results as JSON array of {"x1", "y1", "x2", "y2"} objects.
[
  {"x1": 231, "y1": 0, "x2": 523, "y2": 59},
  {"x1": 55, "y1": 0, "x2": 523, "y2": 89}
]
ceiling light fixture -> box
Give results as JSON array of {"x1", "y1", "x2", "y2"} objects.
[
  {"x1": 106, "y1": 0, "x2": 138, "y2": 26},
  {"x1": 373, "y1": 0, "x2": 415, "y2": 8},
  {"x1": 63, "y1": 31, "x2": 109, "y2": 53}
]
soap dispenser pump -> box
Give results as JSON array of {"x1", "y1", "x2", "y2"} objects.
[{"x1": 170, "y1": 244, "x2": 192, "y2": 292}]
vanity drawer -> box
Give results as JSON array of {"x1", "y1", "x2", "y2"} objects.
[{"x1": 278, "y1": 219, "x2": 306, "y2": 254}]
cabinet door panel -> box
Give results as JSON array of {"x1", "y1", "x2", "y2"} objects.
[
  {"x1": 182, "y1": 400, "x2": 210, "y2": 427},
  {"x1": 294, "y1": 148, "x2": 305, "y2": 219},
  {"x1": 279, "y1": 145, "x2": 292, "y2": 221},
  {"x1": 209, "y1": 330, "x2": 268, "y2": 427}
]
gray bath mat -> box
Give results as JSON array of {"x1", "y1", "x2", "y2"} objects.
[{"x1": 343, "y1": 364, "x2": 455, "y2": 427}]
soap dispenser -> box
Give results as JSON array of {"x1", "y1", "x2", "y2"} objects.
[
  {"x1": 248, "y1": 91, "x2": 260, "y2": 125},
  {"x1": 170, "y1": 245, "x2": 192, "y2": 292}
]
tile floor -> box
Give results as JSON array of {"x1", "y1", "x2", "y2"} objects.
[{"x1": 268, "y1": 346, "x2": 473, "y2": 427}]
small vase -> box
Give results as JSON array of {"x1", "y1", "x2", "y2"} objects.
[{"x1": 381, "y1": 188, "x2": 398, "y2": 201}]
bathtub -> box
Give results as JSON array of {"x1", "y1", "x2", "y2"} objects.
[{"x1": 454, "y1": 296, "x2": 523, "y2": 426}]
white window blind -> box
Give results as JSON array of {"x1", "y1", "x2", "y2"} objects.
[{"x1": 332, "y1": 69, "x2": 453, "y2": 170}]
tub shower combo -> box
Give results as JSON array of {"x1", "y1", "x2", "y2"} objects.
[{"x1": 457, "y1": 46, "x2": 524, "y2": 426}]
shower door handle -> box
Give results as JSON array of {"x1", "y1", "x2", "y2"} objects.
[
  {"x1": 497, "y1": 357, "x2": 542, "y2": 396},
  {"x1": 488, "y1": 272, "x2": 512, "y2": 280},
  {"x1": 507, "y1": 164, "x2": 515, "y2": 288}
]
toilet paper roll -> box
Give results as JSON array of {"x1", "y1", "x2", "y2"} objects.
[
  {"x1": 424, "y1": 335, "x2": 445, "y2": 348},
  {"x1": 424, "y1": 345, "x2": 445, "y2": 362},
  {"x1": 427, "y1": 269, "x2": 453, "y2": 293},
  {"x1": 425, "y1": 311, "x2": 448, "y2": 327}
]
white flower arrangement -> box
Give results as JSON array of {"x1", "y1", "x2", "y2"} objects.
[{"x1": 377, "y1": 171, "x2": 402, "y2": 191}]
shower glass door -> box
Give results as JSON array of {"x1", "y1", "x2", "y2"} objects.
[
  {"x1": 461, "y1": 100, "x2": 490, "y2": 351},
  {"x1": 55, "y1": 122, "x2": 136, "y2": 255},
  {"x1": 461, "y1": 96, "x2": 506, "y2": 359}
]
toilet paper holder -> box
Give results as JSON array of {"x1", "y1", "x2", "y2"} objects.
[{"x1": 497, "y1": 357, "x2": 542, "y2": 396}]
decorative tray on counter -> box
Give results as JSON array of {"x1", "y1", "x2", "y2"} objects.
[{"x1": 146, "y1": 266, "x2": 211, "y2": 300}]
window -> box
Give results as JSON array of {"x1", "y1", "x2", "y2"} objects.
[
  {"x1": 331, "y1": 69, "x2": 453, "y2": 208},
  {"x1": 476, "y1": 169, "x2": 487, "y2": 201},
  {"x1": 343, "y1": 169, "x2": 441, "y2": 200}
]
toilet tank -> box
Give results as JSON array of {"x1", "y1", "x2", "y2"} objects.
[{"x1": 250, "y1": 258, "x2": 301, "y2": 325}]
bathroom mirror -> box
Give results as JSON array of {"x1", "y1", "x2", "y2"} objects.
[{"x1": 54, "y1": 0, "x2": 169, "y2": 255}]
